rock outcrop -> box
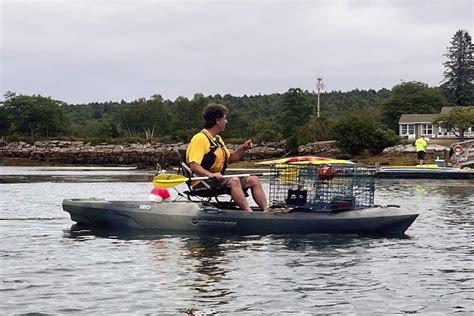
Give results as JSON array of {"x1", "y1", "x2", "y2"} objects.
[
  {"x1": 0, "y1": 140, "x2": 289, "y2": 166},
  {"x1": 382, "y1": 144, "x2": 449, "y2": 154}
]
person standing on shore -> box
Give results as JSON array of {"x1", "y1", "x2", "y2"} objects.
[{"x1": 415, "y1": 136, "x2": 428, "y2": 165}]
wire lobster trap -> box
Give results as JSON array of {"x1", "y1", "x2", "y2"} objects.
[{"x1": 269, "y1": 164, "x2": 375, "y2": 211}]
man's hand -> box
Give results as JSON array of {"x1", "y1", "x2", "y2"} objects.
[
  {"x1": 210, "y1": 172, "x2": 224, "y2": 180},
  {"x1": 241, "y1": 140, "x2": 254, "y2": 151},
  {"x1": 190, "y1": 162, "x2": 224, "y2": 180},
  {"x1": 229, "y1": 140, "x2": 254, "y2": 163}
]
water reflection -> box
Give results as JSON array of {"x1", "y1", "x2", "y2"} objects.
[
  {"x1": 65, "y1": 226, "x2": 237, "y2": 312},
  {"x1": 64, "y1": 226, "x2": 409, "y2": 249},
  {"x1": 433, "y1": 184, "x2": 474, "y2": 203},
  {"x1": 376, "y1": 179, "x2": 474, "y2": 236},
  {"x1": 275, "y1": 233, "x2": 407, "y2": 250},
  {"x1": 64, "y1": 225, "x2": 413, "y2": 313},
  {"x1": 415, "y1": 184, "x2": 427, "y2": 197},
  {"x1": 178, "y1": 236, "x2": 234, "y2": 313}
]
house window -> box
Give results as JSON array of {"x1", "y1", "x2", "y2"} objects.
[
  {"x1": 421, "y1": 124, "x2": 433, "y2": 135},
  {"x1": 401, "y1": 124, "x2": 415, "y2": 135},
  {"x1": 438, "y1": 127, "x2": 448, "y2": 136}
]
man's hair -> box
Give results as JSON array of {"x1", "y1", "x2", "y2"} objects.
[{"x1": 203, "y1": 103, "x2": 228, "y2": 128}]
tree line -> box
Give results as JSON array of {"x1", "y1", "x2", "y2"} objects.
[{"x1": 1, "y1": 30, "x2": 473, "y2": 153}]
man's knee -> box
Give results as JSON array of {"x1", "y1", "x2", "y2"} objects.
[
  {"x1": 227, "y1": 176, "x2": 242, "y2": 188},
  {"x1": 246, "y1": 175, "x2": 261, "y2": 187}
]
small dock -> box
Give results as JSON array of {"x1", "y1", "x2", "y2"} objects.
[
  {"x1": 375, "y1": 166, "x2": 474, "y2": 179},
  {"x1": 377, "y1": 140, "x2": 474, "y2": 179}
]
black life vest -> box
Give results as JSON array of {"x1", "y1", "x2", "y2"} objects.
[{"x1": 200, "y1": 130, "x2": 228, "y2": 174}]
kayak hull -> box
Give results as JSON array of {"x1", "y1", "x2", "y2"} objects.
[{"x1": 62, "y1": 199, "x2": 419, "y2": 235}]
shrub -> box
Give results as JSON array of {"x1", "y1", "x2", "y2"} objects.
[
  {"x1": 254, "y1": 129, "x2": 284, "y2": 143},
  {"x1": 286, "y1": 134, "x2": 299, "y2": 154},
  {"x1": 333, "y1": 115, "x2": 400, "y2": 155},
  {"x1": 298, "y1": 117, "x2": 335, "y2": 144}
]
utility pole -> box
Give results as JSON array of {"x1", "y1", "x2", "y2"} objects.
[{"x1": 316, "y1": 78, "x2": 324, "y2": 118}]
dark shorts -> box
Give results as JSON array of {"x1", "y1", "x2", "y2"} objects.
[{"x1": 417, "y1": 151, "x2": 425, "y2": 160}]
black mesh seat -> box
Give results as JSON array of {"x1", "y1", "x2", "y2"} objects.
[{"x1": 176, "y1": 148, "x2": 234, "y2": 201}]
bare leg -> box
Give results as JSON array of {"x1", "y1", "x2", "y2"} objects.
[
  {"x1": 245, "y1": 176, "x2": 268, "y2": 211},
  {"x1": 226, "y1": 177, "x2": 252, "y2": 212}
]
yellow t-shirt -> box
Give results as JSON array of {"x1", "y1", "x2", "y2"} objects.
[
  {"x1": 415, "y1": 138, "x2": 427, "y2": 152},
  {"x1": 186, "y1": 129, "x2": 230, "y2": 173}
]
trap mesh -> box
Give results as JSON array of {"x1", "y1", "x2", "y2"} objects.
[{"x1": 269, "y1": 164, "x2": 375, "y2": 211}]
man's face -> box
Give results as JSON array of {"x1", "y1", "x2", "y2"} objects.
[{"x1": 217, "y1": 115, "x2": 228, "y2": 131}]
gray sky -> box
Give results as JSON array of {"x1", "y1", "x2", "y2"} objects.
[{"x1": 1, "y1": 0, "x2": 473, "y2": 104}]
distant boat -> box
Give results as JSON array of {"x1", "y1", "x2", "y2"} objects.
[
  {"x1": 375, "y1": 164, "x2": 474, "y2": 179},
  {"x1": 254, "y1": 156, "x2": 474, "y2": 179}
]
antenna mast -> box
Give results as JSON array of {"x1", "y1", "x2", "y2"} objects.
[{"x1": 316, "y1": 78, "x2": 324, "y2": 118}]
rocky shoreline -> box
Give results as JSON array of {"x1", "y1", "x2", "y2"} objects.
[
  {"x1": 0, "y1": 140, "x2": 289, "y2": 167},
  {"x1": 0, "y1": 140, "x2": 451, "y2": 167}
]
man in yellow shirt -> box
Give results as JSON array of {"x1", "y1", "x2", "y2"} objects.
[
  {"x1": 186, "y1": 103, "x2": 267, "y2": 212},
  {"x1": 415, "y1": 137, "x2": 428, "y2": 165}
]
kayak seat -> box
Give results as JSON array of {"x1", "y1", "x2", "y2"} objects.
[
  {"x1": 185, "y1": 185, "x2": 232, "y2": 198},
  {"x1": 176, "y1": 148, "x2": 248, "y2": 202}
]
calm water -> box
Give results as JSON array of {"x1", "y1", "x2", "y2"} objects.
[{"x1": 1, "y1": 166, "x2": 473, "y2": 314}]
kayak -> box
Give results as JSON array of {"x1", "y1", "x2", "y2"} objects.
[
  {"x1": 376, "y1": 165, "x2": 474, "y2": 179},
  {"x1": 379, "y1": 164, "x2": 441, "y2": 169},
  {"x1": 255, "y1": 156, "x2": 354, "y2": 166},
  {"x1": 62, "y1": 199, "x2": 419, "y2": 235}
]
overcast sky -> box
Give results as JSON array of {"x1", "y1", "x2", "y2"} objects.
[{"x1": 1, "y1": 0, "x2": 472, "y2": 104}]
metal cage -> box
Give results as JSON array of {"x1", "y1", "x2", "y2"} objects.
[{"x1": 269, "y1": 164, "x2": 375, "y2": 211}]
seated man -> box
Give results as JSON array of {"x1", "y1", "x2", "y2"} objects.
[{"x1": 186, "y1": 103, "x2": 267, "y2": 212}]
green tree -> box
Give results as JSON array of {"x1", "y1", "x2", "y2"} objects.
[
  {"x1": 0, "y1": 106, "x2": 10, "y2": 136},
  {"x1": 333, "y1": 115, "x2": 399, "y2": 155},
  {"x1": 247, "y1": 117, "x2": 283, "y2": 143},
  {"x1": 442, "y1": 30, "x2": 474, "y2": 106},
  {"x1": 298, "y1": 117, "x2": 335, "y2": 144},
  {"x1": 278, "y1": 88, "x2": 312, "y2": 137},
  {"x1": 277, "y1": 88, "x2": 313, "y2": 151},
  {"x1": 222, "y1": 104, "x2": 250, "y2": 140},
  {"x1": 3, "y1": 93, "x2": 68, "y2": 137},
  {"x1": 98, "y1": 114, "x2": 120, "y2": 138},
  {"x1": 120, "y1": 95, "x2": 170, "y2": 139},
  {"x1": 382, "y1": 81, "x2": 446, "y2": 131},
  {"x1": 120, "y1": 104, "x2": 139, "y2": 137},
  {"x1": 433, "y1": 107, "x2": 474, "y2": 141}
]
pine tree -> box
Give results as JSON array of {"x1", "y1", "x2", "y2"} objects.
[{"x1": 442, "y1": 30, "x2": 474, "y2": 106}]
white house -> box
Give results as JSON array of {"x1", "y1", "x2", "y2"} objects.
[{"x1": 398, "y1": 106, "x2": 474, "y2": 140}]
